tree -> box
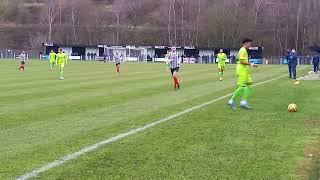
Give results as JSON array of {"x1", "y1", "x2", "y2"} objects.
[{"x1": 41, "y1": 0, "x2": 58, "y2": 43}]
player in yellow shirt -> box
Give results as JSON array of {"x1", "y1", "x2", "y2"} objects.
[
  {"x1": 55, "y1": 49, "x2": 68, "y2": 80},
  {"x1": 217, "y1": 49, "x2": 227, "y2": 81},
  {"x1": 228, "y1": 38, "x2": 258, "y2": 109},
  {"x1": 49, "y1": 50, "x2": 56, "y2": 70}
]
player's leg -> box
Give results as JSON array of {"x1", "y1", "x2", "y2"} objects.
[
  {"x1": 228, "y1": 86, "x2": 244, "y2": 109},
  {"x1": 228, "y1": 75, "x2": 246, "y2": 109},
  {"x1": 218, "y1": 64, "x2": 222, "y2": 81},
  {"x1": 50, "y1": 61, "x2": 54, "y2": 70},
  {"x1": 221, "y1": 66, "x2": 225, "y2": 80},
  {"x1": 288, "y1": 65, "x2": 292, "y2": 79},
  {"x1": 240, "y1": 75, "x2": 253, "y2": 109},
  {"x1": 59, "y1": 64, "x2": 65, "y2": 80},
  {"x1": 19, "y1": 62, "x2": 25, "y2": 71},
  {"x1": 292, "y1": 66, "x2": 297, "y2": 80},
  {"x1": 172, "y1": 68, "x2": 180, "y2": 90},
  {"x1": 170, "y1": 68, "x2": 176, "y2": 89},
  {"x1": 314, "y1": 63, "x2": 319, "y2": 73},
  {"x1": 116, "y1": 63, "x2": 120, "y2": 74},
  {"x1": 218, "y1": 68, "x2": 222, "y2": 80},
  {"x1": 19, "y1": 64, "x2": 23, "y2": 71}
]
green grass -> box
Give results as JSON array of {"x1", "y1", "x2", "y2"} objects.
[{"x1": 0, "y1": 60, "x2": 319, "y2": 179}]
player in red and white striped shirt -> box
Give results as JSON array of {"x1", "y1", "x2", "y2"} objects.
[
  {"x1": 114, "y1": 51, "x2": 121, "y2": 75},
  {"x1": 168, "y1": 47, "x2": 181, "y2": 90}
]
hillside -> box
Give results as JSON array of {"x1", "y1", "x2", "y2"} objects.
[{"x1": 0, "y1": 0, "x2": 320, "y2": 56}]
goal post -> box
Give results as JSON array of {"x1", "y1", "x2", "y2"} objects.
[{"x1": 106, "y1": 46, "x2": 147, "y2": 62}]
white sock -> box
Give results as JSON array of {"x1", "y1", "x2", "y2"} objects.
[{"x1": 240, "y1": 100, "x2": 247, "y2": 106}]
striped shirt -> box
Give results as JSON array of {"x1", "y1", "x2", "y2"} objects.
[
  {"x1": 114, "y1": 54, "x2": 121, "y2": 64},
  {"x1": 20, "y1": 53, "x2": 27, "y2": 62},
  {"x1": 168, "y1": 51, "x2": 180, "y2": 69}
]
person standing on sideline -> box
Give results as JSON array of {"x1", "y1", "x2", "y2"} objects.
[
  {"x1": 285, "y1": 49, "x2": 293, "y2": 78},
  {"x1": 290, "y1": 49, "x2": 298, "y2": 80},
  {"x1": 93, "y1": 53, "x2": 97, "y2": 61},
  {"x1": 312, "y1": 54, "x2": 320, "y2": 73},
  {"x1": 103, "y1": 51, "x2": 108, "y2": 62},
  {"x1": 90, "y1": 53, "x2": 94, "y2": 61}
]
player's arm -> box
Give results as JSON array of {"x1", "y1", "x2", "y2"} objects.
[
  {"x1": 239, "y1": 53, "x2": 258, "y2": 67},
  {"x1": 65, "y1": 54, "x2": 68, "y2": 64},
  {"x1": 178, "y1": 55, "x2": 182, "y2": 66},
  {"x1": 240, "y1": 59, "x2": 258, "y2": 67},
  {"x1": 164, "y1": 54, "x2": 169, "y2": 62}
]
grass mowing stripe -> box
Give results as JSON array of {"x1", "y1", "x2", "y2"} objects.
[{"x1": 16, "y1": 66, "x2": 308, "y2": 180}]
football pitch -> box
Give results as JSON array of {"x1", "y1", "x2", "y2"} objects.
[{"x1": 1, "y1": 60, "x2": 320, "y2": 179}]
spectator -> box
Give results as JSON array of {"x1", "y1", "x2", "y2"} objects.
[
  {"x1": 231, "y1": 55, "x2": 236, "y2": 64},
  {"x1": 211, "y1": 54, "x2": 214, "y2": 64},
  {"x1": 103, "y1": 51, "x2": 108, "y2": 62},
  {"x1": 90, "y1": 53, "x2": 93, "y2": 60},
  {"x1": 93, "y1": 53, "x2": 97, "y2": 60},
  {"x1": 288, "y1": 49, "x2": 298, "y2": 80},
  {"x1": 313, "y1": 54, "x2": 320, "y2": 73},
  {"x1": 87, "y1": 53, "x2": 90, "y2": 60},
  {"x1": 285, "y1": 49, "x2": 292, "y2": 78}
]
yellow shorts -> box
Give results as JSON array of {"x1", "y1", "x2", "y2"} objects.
[
  {"x1": 58, "y1": 63, "x2": 65, "y2": 68},
  {"x1": 237, "y1": 73, "x2": 253, "y2": 86},
  {"x1": 218, "y1": 64, "x2": 225, "y2": 70},
  {"x1": 50, "y1": 60, "x2": 55, "y2": 64}
]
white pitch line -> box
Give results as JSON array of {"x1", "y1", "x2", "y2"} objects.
[{"x1": 17, "y1": 66, "x2": 307, "y2": 180}]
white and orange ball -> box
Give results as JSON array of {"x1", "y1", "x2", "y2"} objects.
[{"x1": 288, "y1": 103, "x2": 298, "y2": 112}]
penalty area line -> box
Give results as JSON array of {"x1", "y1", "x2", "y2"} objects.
[{"x1": 16, "y1": 66, "x2": 307, "y2": 180}]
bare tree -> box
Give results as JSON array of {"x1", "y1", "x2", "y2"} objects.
[
  {"x1": 168, "y1": 0, "x2": 172, "y2": 45},
  {"x1": 173, "y1": 0, "x2": 177, "y2": 46},
  {"x1": 181, "y1": 0, "x2": 185, "y2": 46},
  {"x1": 231, "y1": 0, "x2": 240, "y2": 47},
  {"x1": 295, "y1": 1, "x2": 302, "y2": 52},
  {"x1": 41, "y1": 0, "x2": 58, "y2": 43},
  {"x1": 70, "y1": 7, "x2": 78, "y2": 43},
  {"x1": 195, "y1": 0, "x2": 201, "y2": 45},
  {"x1": 116, "y1": 11, "x2": 120, "y2": 45}
]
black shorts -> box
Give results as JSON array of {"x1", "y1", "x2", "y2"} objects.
[
  {"x1": 115, "y1": 63, "x2": 120, "y2": 66},
  {"x1": 170, "y1": 67, "x2": 179, "y2": 76}
]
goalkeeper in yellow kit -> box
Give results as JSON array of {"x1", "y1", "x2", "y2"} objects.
[
  {"x1": 55, "y1": 49, "x2": 68, "y2": 80},
  {"x1": 228, "y1": 38, "x2": 258, "y2": 110}
]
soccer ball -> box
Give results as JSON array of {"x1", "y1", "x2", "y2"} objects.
[{"x1": 288, "y1": 103, "x2": 298, "y2": 112}]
